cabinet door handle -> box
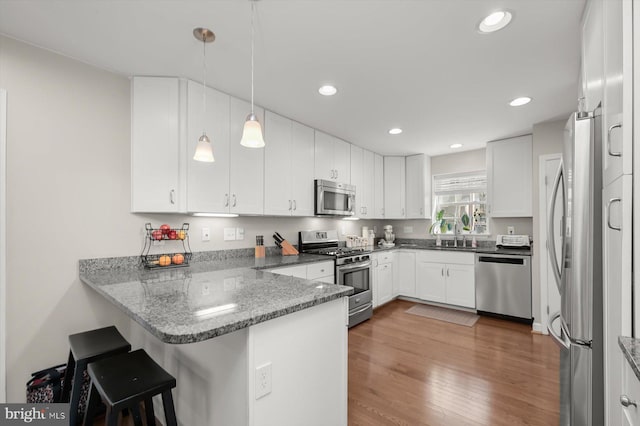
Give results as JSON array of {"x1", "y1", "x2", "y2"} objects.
[
  {"x1": 441, "y1": 268, "x2": 444, "y2": 277},
  {"x1": 336, "y1": 169, "x2": 339, "y2": 179},
  {"x1": 420, "y1": 207, "x2": 423, "y2": 215},
  {"x1": 447, "y1": 268, "x2": 450, "y2": 277},
  {"x1": 225, "y1": 194, "x2": 229, "y2": 207},
  {"x1": 620, "y1": 395, "x2": 637, "y2": 408},
  {"x1": 607, "y1": 198, "x2": 622, "y2": 231},
  {"x1": 402, "y1": 208, "x2": 405, "y2": 216},
  {"x1": 364, "y1": 207, "x2": 367, "y2": 215},
  {"x1": 607, "y1": 123, "x2": 622, "y2": 157},
  {"x1": 293, "y1": 200, "x2": 297, "y2": 211},
  {"x1": 289, "y1": 200, "x2": 292, "y2": 211},
  {"x1": 170, "y1": 189, "x2": 175, "y2": 205},
  {"x1": 232, "y1": 194, "x2": 237, "y2": 207}
]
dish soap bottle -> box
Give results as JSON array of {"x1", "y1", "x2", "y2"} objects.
[{"x1": 471, "y1": 236, "x2": 477, "y2": 248}]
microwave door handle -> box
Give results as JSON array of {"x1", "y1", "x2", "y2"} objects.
[
  {"x1": 348, "y1": 194, "x2": 354, "y2": 213},
  {"x1": 547, "y1": 163, "x2": 564, "y2": 295}
]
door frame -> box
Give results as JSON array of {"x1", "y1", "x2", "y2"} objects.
[
  {"x1": 538, "y1": 153, "x2": 562, "y2": 335},
  {"x1": 0, "y1": 89, "x2": 6, "y2": 402}
]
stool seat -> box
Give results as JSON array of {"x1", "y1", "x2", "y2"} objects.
[
  {"x1": 61, "y1": 326, "x2": 131, "y2": 425},
  {"x1": 84, "y1": 349, "x2": 178, "y2": 426},
  {"x1": 68, "y1": 326, "x2": 130, "y2": 361}
]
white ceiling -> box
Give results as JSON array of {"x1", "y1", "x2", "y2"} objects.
[{"x1": 0, "y1": 0, "x2": 585, "y2": 156}]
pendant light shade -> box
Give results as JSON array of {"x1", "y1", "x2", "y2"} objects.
[
  {"x1": 240, "y1": 113, "x2": 265, "y2": 148},
  {"x1": 241, "y1": 1, "x2": 265, "y2": 148},
  {"x1": 194, "y1": 133, "x2": 215, "y2": 162},
  {"x1": 193, "y1": 27, "x2": 216, "y2": 162}
]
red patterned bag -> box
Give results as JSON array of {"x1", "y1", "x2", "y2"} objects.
[{"x1": 26, "y1": 363, "x2": 66, "y2": 403}]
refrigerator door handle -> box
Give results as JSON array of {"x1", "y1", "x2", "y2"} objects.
[
  {"x1": 548, "y1": 311, "x2": 570, "y2": 350},
  {"x1": 547, "y1": 163, "x2": 565, "y2": 294}
]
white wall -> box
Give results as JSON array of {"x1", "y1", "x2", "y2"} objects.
[{"x1": 0, "y1": 35, "x2": 380, "y2": 402}]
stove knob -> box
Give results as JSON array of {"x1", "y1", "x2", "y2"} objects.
[{"x1": 344, "y1": 258, "x2": 353, "y2": 264}]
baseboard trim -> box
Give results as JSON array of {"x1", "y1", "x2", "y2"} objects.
[{"x1": 532, "y1": 322, "x2": 547, "y2": 334}]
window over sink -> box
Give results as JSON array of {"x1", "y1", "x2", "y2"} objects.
[{"x1": 431, "y1": 171, "x2": 488, "y2": 235}]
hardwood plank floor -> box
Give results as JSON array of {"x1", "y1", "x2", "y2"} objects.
[{"x1": 348, "y1": 300, "x2": 560, "y2": 426}]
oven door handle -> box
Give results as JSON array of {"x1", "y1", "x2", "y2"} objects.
[
  {"x1": 338, "y1": 261, "x2": 371, "y2": 271},
  {"x1": 350, "y1": 303, "x2": 373, "y2": 316}
]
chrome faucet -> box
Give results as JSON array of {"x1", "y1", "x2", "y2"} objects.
[{"x1": 453, "y1": 222, "x2": 458, "y2": 248}]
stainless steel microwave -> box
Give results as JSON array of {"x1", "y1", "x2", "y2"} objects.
[{"x1": 314, "y1": 179, "x2": 355, "y2": 216}]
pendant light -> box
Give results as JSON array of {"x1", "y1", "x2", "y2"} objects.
[
  {"x1": 240, "y1": 0, "x2": 265, "y2": 148},
  {"x1": 193, "y1": 27, "x2": 215, "y2": 162}
]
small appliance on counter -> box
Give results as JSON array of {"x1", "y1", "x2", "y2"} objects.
[
  {"x1": 380, "y1": 225, "x2": 395, "y2": 248},
  {"x1": 495, "y1": 234, "x2": 531, "y2": 248}
]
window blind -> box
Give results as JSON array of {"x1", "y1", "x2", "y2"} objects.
[{"x1": 433, "y1": 171, "x2": 486, "y2": 195}]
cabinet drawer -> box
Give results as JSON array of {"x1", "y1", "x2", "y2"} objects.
[
  {"x1": 415, "y1": 250, "x2": 474, "y2": 265},
  {"x1": 377, "y1": 252, "x2": 394, "y2": 264},
  {"x1": 269, "y1": 265, "x2": 307, "y2": 279},
  {"x1": 307, "y1": 261, "x2": 335, "y2": 280},
  {"x1": 622, "y1": 359, "x2": 640, "y2": 424}
]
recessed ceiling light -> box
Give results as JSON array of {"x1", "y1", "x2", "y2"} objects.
[
  {"x1": 450, "y1": 143, "x2": 463, "y2": 149},
  {"x1": 318, "y1": 85, "x2": 337, "y2": 96},
  {"x1": 478, "y1": 11, "x2": 513, "y2": 33},
  {"x1": 509, "y1": 96, "x2": 532, "y2": 107},
  {"x1": 388, "y1": 128, "x2": 403, "y2": 135}
]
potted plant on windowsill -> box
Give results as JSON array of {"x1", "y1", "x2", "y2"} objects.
[{"x1": 429, "y1": 209, "x2": 450, "y2": 246}]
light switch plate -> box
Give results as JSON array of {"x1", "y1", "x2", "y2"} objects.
[
  {"x1": 224, "y1": 227, "x2": 236, "y2": 241},
  {"x1": 236, "y1": 227, "x2": 245, "y2": 240}
]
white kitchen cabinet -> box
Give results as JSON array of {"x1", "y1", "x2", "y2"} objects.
[
  {"x1": 602, "y1": 0, "x2": 633, "y2": 186},
  {"x1": 362, "y1": 149, "x2": 375, "y2": 218},
  {"x1": 384, "y1": 156, "x2": 406, "y2": 219},
  {"x1": 186, "y1": 80, "x2": 230, "y2": 213},
  {"x1": 374, "y1": 153, "x2": 385, "y2": 218},
  {"x1": 229, "y1": 97, "x2": 264, "y2": 215},
  {"x1": 604, "y1": 175, "x2": 633, "y2": 425},
  {"x1": 622, "y1": 357, "x2": 640, "y2": 425},
  {"x1": 131, "y1": 76, "x2": 185, "y2": 213},
  {"x1": 397, "y1": 251, "x2": 416, "y2": 297},
  {"x1": 264, "y1": 111, "x2": 315, "y2": 216},
  {"x1": 415, "y1": 251, "x2": 475, "y2": 308},
  {"x1": 374, "y1": 252, "x2": 395, "y2": 307},
  {"x1": 314, "y1": 130, "x2": 350, "y2": 182},
  {"x1": 267, "y1": 261, "x2": 334, "y2": 284},
  {"x1": 582, "y1": 0, "x2": 604, "y2": 114},
  {"x1": 405, "y1": 154, "x2": 431, "y2": 219},
  {"x1": 350, "y1": 145, "x2": 364, "y2": 216},
  {"x1": 486, "y1": 135, "x2": 532, "y2": 217}
]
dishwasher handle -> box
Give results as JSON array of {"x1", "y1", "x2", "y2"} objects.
[{"x1": 477, "y1": 256, "x2": 526, "y2": 265}]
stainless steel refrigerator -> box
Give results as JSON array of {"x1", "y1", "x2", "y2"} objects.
[{"x1": 547, "y1": 109, "x2": 603, "y2": 425}]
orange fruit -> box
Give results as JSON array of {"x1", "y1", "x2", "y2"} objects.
[
  {"x1": 158, "y1": 255, "x2": 171, "y2": 266},
  {"x1": 177, "y1": 230, "x2": 186, "y2": 240},
  {"x1": 172, "y1": 253, "x2": 184, "y2": 265}
]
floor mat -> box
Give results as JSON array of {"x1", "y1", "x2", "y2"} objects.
[{"x1": 405, "y1": 304, "x2": 479, "y2": 327}]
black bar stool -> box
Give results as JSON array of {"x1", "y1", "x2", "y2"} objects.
[
  {"x1": 60, "y1": 326, "x2": 131, "y2": 425},
  {"x1": 83, "y1": 349, "x2": 178, "y2": 426}
]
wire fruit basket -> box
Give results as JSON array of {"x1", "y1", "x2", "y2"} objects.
[{"x1": 141, "y1": 223, "x2": 192, "y2": 269}]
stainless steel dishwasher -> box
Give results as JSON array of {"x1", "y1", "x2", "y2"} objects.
[{"x1": 475, "y1": 252, "x2": 532, "y2": 321}]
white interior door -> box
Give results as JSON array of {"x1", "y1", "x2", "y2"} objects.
[
  {"x1": 0, "y1": 88, "x2": 7, "y2": 402},
  {"x1": 539, "y1": 154, "x2": 562, "y2": 335}
]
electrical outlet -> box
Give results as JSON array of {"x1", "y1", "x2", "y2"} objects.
[
  {"x1": 224, "y1": 227, "x2": 236, "y2": 241},
  {"x1": 236, "y1": 227, "x2": 245, "y2": 240},
  {"x1": 507, "y1": 226, "x2": 515, "y2": 235},
  {"x1": 202, "y1": 227, "x2": 210, "y2": 242},
  {"x1": 202, "y1": 284, "x2": 210, "y2": 295},
  {"x1": 255, "y1": 362, "x2": 272, "y2": 399}
]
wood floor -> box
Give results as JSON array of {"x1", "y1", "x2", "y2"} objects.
[{"x1": 348, "y1": 300, "x2": 560, "y2": 426}]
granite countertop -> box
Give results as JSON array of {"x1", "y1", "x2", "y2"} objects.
[
  {"x1": 80, "y1": 253, "x2": 352, "y2": 344},
  {"x1": 370, "y1": 240, "x2": 532, "y2": 256},
  {"x1": 619, "y1": 336, "x2": 640, "y2": 381}
]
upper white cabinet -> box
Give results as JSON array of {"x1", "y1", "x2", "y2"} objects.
[
  {"x1": 405, "y1": 154, "x2": 431, "y2": 219},
  {"x1": 229, "y1": 97, "x2": 264, "y2": 215},
  {"x1": 186, "y1": 80, "x2": 230, "y2": 213},
  {"x1": 350, "y1": 145, "x2": 364, "y2": 216},
  {"x1": 581, "y1": 0, "x2": 604, "y2": 113},
  {"x1": 264, "y1": 111, "x2": 315, "y2": 216},
  {"x1": 384, "y1": 156, "x2": 406, "y2": 219},
  {"x1": 602, "y1": 0, "x2": 632, "y2": 185},
  {"x1": 374, "y1": 154, "x2": 385, "y2": 218},
  {"x1": 314, "y1": 131, "x2": 350, "y2": 182},
  {"x1": 486, "y1": 135, "x2": 532, "y2": 217},
  {"x1": 131, "y1": 76, "x2": 185, "y2": 213},
  {"x1": 362, "y1": 149, "x2": 376, "y2": 218}
]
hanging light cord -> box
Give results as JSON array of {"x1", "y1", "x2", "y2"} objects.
[
  {"x1": 250, "y1": 1, "x2": 255, "y2": 114},
  {"x1": 202, "y1": 36, "x2": 207, "y2": 135}
]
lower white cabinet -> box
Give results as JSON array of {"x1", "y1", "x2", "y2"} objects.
[
  {"x1": 373, "y1": 252, "x2": 394, "y2": 307},
  {"x1": 397, "y1": 251, "x2": 416, "y2": 297},
  {"x1": 415, "y1": 251, "x2": 475, "y2": 308},
  {"x1": 622, "y1": 358, "x2": 640, "y2": 425},
  {"x1": 267, "y1": 261, "x2": 334, "y2": 284}
]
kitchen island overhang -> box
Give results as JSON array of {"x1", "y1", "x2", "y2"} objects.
[{"x1": 79, "y1": 255, "x2": 351, "y2": 426}]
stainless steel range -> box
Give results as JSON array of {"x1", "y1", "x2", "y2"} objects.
[{"x1": 299, "y1": 230, "x2": 372, "y2": 328}]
